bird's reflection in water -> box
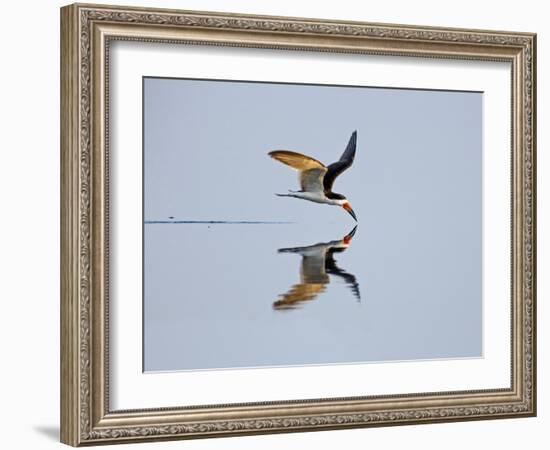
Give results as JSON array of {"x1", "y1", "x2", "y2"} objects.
[{"x1": 274, "y1": 226, "x2": 361, "y2": 310}]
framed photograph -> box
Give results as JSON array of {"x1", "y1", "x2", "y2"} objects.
[{"x1": 60, "y1": 3, "x2": 537, "y2": 446}]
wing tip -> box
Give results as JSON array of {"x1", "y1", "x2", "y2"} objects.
[
  {"x1": 268, "y1": 150, "x2": 291, "y2": 158},
  {"x1": 346, "y1": 130, "x2": 357, "y2": 154},
  {"x1": 268, "y1": 150, "x2": 292, "y2": 164}
]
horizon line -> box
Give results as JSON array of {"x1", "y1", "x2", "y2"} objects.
[{"x1": 144, "y1": 220, "x2": 295, "y2": 224}]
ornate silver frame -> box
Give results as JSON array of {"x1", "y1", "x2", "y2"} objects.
[{"x1": 60, "y1": 3, "x2": 536, "y2": 446}]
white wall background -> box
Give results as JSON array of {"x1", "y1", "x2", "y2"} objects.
[{"x1": 0, "y1": 0, "x2": 545, "y2": 448}]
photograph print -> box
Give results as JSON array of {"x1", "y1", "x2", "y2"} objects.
[{"x1": 143, "y1": 76, "x2": 482, "y2": 372}]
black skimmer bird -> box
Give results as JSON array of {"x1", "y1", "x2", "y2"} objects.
[
  {"x1": 269, "y1": 131, "x2": 358, "y2": 221},
  {"x1": 273, "y1": 226, "x2": 361, "y2": 310}
]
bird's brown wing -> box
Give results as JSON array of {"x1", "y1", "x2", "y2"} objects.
[
  {"x1": 269, "y1": 151, "x2": 327, "y2": 193},
  {"x1": 268, "y1": 150, "x2": 326, "y2": 170}
]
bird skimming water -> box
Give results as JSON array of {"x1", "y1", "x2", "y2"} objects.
[{"x1": 269, "y1": 131, "x2": 358, "y2": 221}]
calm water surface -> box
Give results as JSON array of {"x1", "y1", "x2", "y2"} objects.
[{"x1": 143, "y1": 221, "x2": 481, "y2": 372}]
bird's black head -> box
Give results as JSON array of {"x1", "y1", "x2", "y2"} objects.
[
  {"x1": 325, "y1": 192, "x2": 346, "y2": 201},
  {"x1": 326, "y1": 192, "x2": 357, "y2": 221}
]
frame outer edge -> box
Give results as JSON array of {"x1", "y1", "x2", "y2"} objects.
[
  {"x1": 528, "y1": 33, "x2": 537, "y2": 416},
  {"x1": 61, "y1": 4, "x2": 81, "y2": 447},
  {"x1": 60, "y1": 2, "x2": 537, "y2": 445},
  {"x1": 533, "y1": 33, "x2": 537, "y2": 417}
]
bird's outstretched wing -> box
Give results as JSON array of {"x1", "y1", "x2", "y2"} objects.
[
  {"x1": 323, "y1": 131, "x2": 357, "y2": 192},
  {"x1": 268, "y1": 150, "x2": 325, "y2": 170},
  {"x1": 269, "y1": 150, "x2": 327, "y2": 193}
]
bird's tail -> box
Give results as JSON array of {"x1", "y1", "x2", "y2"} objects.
[
  {"x1": 275, "y1": 190, "x2": 299, "y2": 198},
  {"x1": 275, "y1": 193, "x2": 292, "y2": 197}
]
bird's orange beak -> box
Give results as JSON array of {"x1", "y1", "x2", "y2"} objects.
[
  {"x1": 343, "y1": 202, "x2": 357, "y2": 222},
  {"x1": 343, "y1": 225, "x2": 357, "y2": 244}
]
